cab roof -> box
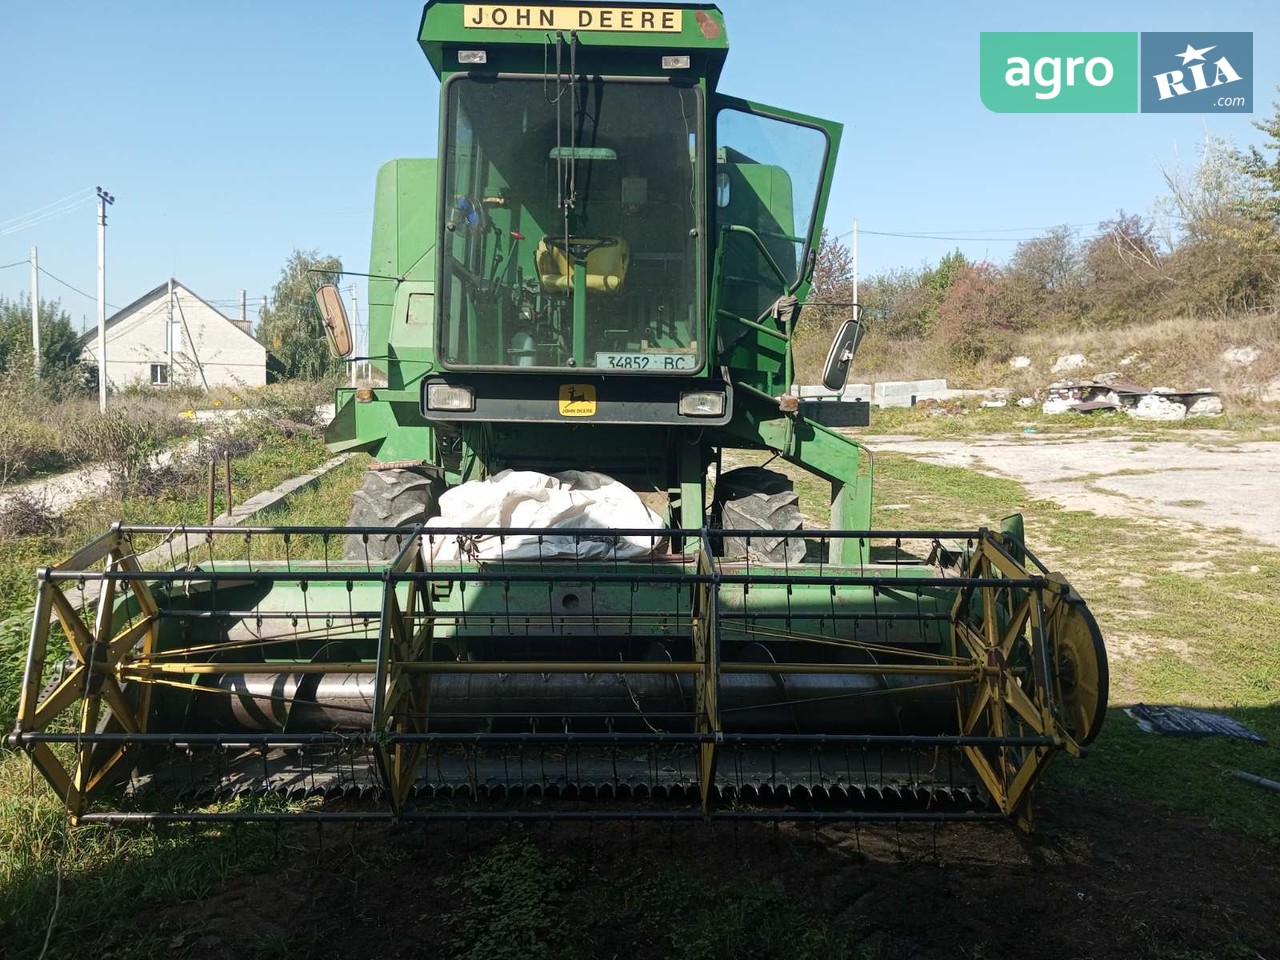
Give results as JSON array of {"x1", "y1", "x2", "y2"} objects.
[{"x1": 418, "y1": 1, "x2": 729, "y2": 85}]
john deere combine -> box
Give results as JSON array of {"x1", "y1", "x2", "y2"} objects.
[{"x1": 10, "y1": 0, "x2": 1107, "y2": 826}]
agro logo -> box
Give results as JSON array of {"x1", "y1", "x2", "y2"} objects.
[
  {"x1": 1140, "y1": 33, "x2": 1252, "y2": 113},
  {"x1": 979, "y1": 33, "x2": 1138, "y2": 113}
]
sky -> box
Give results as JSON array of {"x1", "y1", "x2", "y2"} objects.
[{"x1": 0, "y1": 0, "x2": 1276, "y2": 332}]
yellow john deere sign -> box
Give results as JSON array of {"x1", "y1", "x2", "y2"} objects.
[
  {"x1": 463, "y1": 5, "x2": 683, "y2": 32},
  {"x1": 558, "y1": 384, "x2": 597, "y2": 417}
]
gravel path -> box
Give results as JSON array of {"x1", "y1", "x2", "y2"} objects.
[
  {"x1": 0, "y1": 405, "x2": 336, "y2": 514},
  {"x1": 864, "y1": 432, "x2": 1280, "y2": 547}
]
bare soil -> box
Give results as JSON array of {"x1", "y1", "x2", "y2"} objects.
[{"x1": 144, "y1": 786, "x2": 1280, "y2": 960}]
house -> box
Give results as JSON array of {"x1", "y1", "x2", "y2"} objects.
[{"x1": 80, "y1": 279, "x2": 266, "y2": 390}]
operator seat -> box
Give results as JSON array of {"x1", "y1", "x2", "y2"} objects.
[{"x1": 536, "y1": 236, "x2": 630, "y2": 294}]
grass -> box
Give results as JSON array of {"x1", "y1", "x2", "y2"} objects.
[
  {"x1": 0, "y1": 430, "x2": 342, "y2": 720},
  {"x1": 432, "y1": 839, "x2": 858, "y2": 960},
  {"x1": 0, "y1": 447, "x2": 369, "y2": 960},
  {"x1": 871, "y1": 453, "x2": 1280, "y2": 840},
  {"x1": 743, "y1": 445, "x2": 1279, "y2": 839}
]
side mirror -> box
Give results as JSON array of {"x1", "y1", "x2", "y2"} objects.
[
  {"x1": 315, "y1": 283, "x2": 354, "y2": 358},
  {"x1": 821, "y1": 315, "x2": 864, "y2": 392}
]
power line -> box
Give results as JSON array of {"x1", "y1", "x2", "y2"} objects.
[
  {"x1": 0, "y1": 259, "x2": 28, "y2": 270},
  {"x1": 830, "y1": 220, "x2": 1111, "y2": 242},
  {"x1": 0, "y1": 191, "x2": 95, "y2": 238},
  {"x1": 37, "y1": 265, "x2": 121, "y2": 311},
  {"x1": 0, "y1": 187, "x2": 93, "y2": 230},
  {"x1": 0, "y1": 200, "x2": 92, "y2": 237},
  {"x1": 859, "y1": 228, "x2": 1106, "y2": 242}
]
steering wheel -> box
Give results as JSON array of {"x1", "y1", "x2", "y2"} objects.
[{"x1": 543, "y1": 235, "x2": 618, "y2": 260}]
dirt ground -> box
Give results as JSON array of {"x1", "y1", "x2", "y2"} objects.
[
  {"x1": 866, "y1": 432, "x2": 1280, "y2": 547},
  {"x1": 143, "y1": 787, "x2": 1279, "y2": 960}
]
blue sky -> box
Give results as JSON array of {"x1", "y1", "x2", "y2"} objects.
[{"x1": 0, "y1": 0, "x2": 1276, "y2": 331}]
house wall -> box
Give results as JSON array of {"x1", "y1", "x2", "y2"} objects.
[{"x1": 82, "y1": 285, "x2": 267, "y2": 389}]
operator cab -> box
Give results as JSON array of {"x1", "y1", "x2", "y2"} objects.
[{"x1": 439, "y1": 76, "x2": 702, "y2": 373}]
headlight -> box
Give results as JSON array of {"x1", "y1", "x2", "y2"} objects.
[
  {"x1": 426, "y1": 383, "x2": 475, "y2": 412},
  {"x1": 679, "y1": 390, "x2": 726, "y2": 417}
]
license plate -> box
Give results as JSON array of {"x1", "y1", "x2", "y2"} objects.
[{"x1": 594, "y1": 352, "x2": 697, "y2": 371}]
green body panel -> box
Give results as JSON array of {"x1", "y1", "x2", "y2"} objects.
[
  {"x1": 325, "y1": 0, "x2": 864, "y2": 537},
  {"x1": 369, "y1": 159, "x2": 439, "y2": 381}
]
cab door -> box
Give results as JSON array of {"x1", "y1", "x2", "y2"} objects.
[{"x1": 710, "y1": 96, "x2": 842, "y2": 399}]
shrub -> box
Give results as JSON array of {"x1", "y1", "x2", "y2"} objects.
[
  {"x1": 64, "y1": 410, "x2": 171, "y2": 497},
  {"x1": 0, "y1": 415, "x2": 63, "y2": 487},
  {"x1": 0, "y1": 490, "x2": 62, "y2": 540}
]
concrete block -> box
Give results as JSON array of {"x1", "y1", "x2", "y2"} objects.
[{"x1": 872, "y1": 379, "x2": 948, "y2": 408}]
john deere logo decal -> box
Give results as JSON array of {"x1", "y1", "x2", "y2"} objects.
[{"x1": 558, "y1": 384, "x2": 597, "y2": 417}]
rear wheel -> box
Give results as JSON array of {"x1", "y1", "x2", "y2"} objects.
[{"x1": 343, "y1": 465, "x2": 441, "y2": 563}]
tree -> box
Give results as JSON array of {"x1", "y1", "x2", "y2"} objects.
[
  {"x1": 922, "y1": 249, "x2": 970, "y2": 296},
  {"x1": 856, "y1": 251, "x2": 969, "y2": 341},
  {"x1": 1008, "y1": 226, "x2": 1083, "y2": 294},
  {"x1": 1240, "y1": 85, "x2": 1280, "y2": 226},
  {"x1": 933, "y1": 262, "x2": 1014, "y2": 363},
  {"x1": 1160, "y1": 134, "x2": 1280, "y2": 312},
  {"x1": 1082, "y1": 213, "x2": 1166, "y2": 327},
  {"x1": 805, "y1": 228, "x2": 855, "y2": 330},
  {"x1": 257, "y1": 250, "x2": 345, "y2": 380},
  {"x1": 0, "y1": 295, "x2": 85, "y2": 379},
  {"x1": 1002, "y1": 225, "x2": 1086, "y2": 329}
]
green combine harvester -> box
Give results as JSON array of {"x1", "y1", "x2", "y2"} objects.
[{"x1": 10, "y1": 0, "x2": 1107, "y2": 826}]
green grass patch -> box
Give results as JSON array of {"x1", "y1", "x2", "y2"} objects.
[
  {"x1": 0, "y1": 779, "x2": 288, "y2": 960},
  {"x1": 871, "y1": 453, "x2": 1280, "y2": 840},
  {"x1": 435, "y1": 839, "x2": 858, "y2": 960},
  {"x1": 741, "y1": 445, "x2": 1279, "y2": 839},
  {"x1": 0, "y1": 441, "x2": 370, "y2": 959}
]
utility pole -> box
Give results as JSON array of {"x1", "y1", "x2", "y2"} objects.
[
  {"x1": 167, "y1": 278, "x2": 175, "y2": 383},
  {"x1": 30, "y1": 246, "x2": 40, "y2": 376},
  {"x1": 851, "y1": 217, "x2": 859, "y2": 310},
  {"x1": 96, "y1": 186, "x2": 115, "y2": 413},
  {"x1": 349, "y1": 283, "x2": 359, "y2": 387},
  {"x1": 239, "y1": 289, "x2": 247, "y2": 328}
]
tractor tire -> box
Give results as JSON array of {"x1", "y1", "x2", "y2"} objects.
[
  {"x1": 343, "y1": 466, "x2": 441, "y2": 563},
  {"x1": 713, "y1": 466, "x2": 806, "y2": 564}
]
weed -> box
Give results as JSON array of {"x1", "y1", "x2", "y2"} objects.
[
  {"x1": 436, "y1": 840, "x2": 576, "y2": 960},
  {"x1": 0, "y1": 490, "x2": 62, "y2": 540},
  {"x1": 639, "y1": 870, "x2": 858, "y2": 960}
]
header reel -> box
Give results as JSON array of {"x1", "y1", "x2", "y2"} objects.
[{"x1": 9, "y1": 522, "x2": 1106, "y2": 827}]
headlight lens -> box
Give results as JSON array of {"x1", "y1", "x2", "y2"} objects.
[
  {"x1": 426, "y1": 383, "x2": 475, "y2": 412},
  {"x1": 678, "y1": 390, "x2": 726, "y2": 417}
]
